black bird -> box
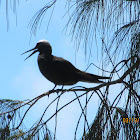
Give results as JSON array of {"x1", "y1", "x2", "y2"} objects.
[{"x1": 22, "y1": 40, "x2": 109, "y2": 88}]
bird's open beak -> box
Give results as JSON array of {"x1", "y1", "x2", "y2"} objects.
[{"x1": 21, "y1": 47, "x2": 38, "y2": 60}]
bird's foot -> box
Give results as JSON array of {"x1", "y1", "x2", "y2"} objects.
[{"x1": 56, "y1": 89, "x2": 61, "y2": 94}]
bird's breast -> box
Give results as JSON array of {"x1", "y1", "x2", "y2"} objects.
[
  {"x1": 37, "y1": 54, "x2": 53, "y2": 79},
  {"x1": 37, "y1": 54, "x2": 64, "y2": 84},
  {"x1": 37, "y1": 54, "x2": 80, "y2": 85}
]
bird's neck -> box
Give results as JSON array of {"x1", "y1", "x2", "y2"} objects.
[{"x1": 39, "y1": 53, "x2": 53, "y2": 60}]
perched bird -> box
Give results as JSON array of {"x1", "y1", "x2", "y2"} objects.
[{"x1": 22, "y1": 40, "x2": 109, "y2": 89}]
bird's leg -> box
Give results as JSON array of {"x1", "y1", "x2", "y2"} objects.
[
  {"x1": 61, "y1": 85, "x2": 64, "y2": 90},
  {"x1": 57, "y1": 85, "x2": 64, "y2": 95},
  {"x1": 52, "y1": 84, "x2": 57, "y2": 90},
  {"x1": 55, "y1": 85, "x2": 64, "y2": 95},
  {"x1": 48, "y1": 85, "x2": 57, "y2": 98}
]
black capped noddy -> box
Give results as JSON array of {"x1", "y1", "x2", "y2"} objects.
[{"x1": 22, "y1": 40, "x2": 109, "y2": 89}]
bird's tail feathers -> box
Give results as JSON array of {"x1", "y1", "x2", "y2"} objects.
[{"x1": 79, "y1": 71, "x2": 109, "y2": 83}]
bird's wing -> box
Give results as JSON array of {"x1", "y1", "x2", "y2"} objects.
[
  {"x1": 53, "y1": 56, "x2": 79, "y2": 72},
  {"x1": 44, "y1": 56, "x2": 80, "y2": 85}
]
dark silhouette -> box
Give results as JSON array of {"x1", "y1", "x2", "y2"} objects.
[{"x1": 22, "y1": 40, "x2": 109, "y2": 88}]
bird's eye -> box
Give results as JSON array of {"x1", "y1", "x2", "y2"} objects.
[{"x1": 36, "y1": 42, "x2": 41, "y2": 47}]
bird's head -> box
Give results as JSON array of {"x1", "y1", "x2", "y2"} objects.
[{"x1": 22, "y1": 40, "x2": 52, "y2": 60}]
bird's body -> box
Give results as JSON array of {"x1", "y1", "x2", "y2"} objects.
[
  {"x1": 22, "y1": 40, "x2": 109, "y2": 87},
  {"x1": 38, "y1": 54, "x2": 80, "y2": 85}
]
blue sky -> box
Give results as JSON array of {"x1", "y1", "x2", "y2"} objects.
[{"x1": 0, "y1": 1, "x2": 123, "y2": 140}]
